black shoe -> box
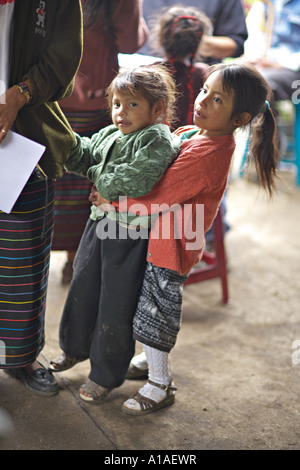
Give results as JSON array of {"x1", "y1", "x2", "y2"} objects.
[{"x1": 4, "y1": 363, "x2": 58, "y2": 396}]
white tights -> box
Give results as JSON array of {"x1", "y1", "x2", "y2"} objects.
[{"x1": 126, "y1": 345, "x2": 173, "y2": 407}]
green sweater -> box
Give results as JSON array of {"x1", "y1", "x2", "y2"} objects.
[
  {"x1": 9, "y1": 0, "x2": 83, "y2": 179},
  {"x1": 65, "y1": 123, "x2": 181, "y2": 222}
]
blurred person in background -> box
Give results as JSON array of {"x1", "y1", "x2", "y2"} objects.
[
  {"x1": 150, "y1": 5, "x2": 211, "y2": 128},
  {"x1": 243, "y1": 0, "x2": 300, "y2": 154},
  {"x1": 138, "y1": 0, "x2": 248, "y2": 64}
]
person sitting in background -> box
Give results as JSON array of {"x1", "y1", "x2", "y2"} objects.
[
  {"x1": 150, "y1": 5, "x2": 211, "y2": 129},
  {"x1": 138, "y1": 0, "x2": 248, "y2": 64},
  {"x1": 243, "y1": 0, "x2": 300, "y2": 154}
]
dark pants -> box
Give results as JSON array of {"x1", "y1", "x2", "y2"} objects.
[{"x1": 59, "y1": 217, "x2": 148, "y2": 388}]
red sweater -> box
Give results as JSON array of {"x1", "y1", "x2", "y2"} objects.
[{"x1": 116, "y1": 126, "x2": 235, "y2": 275}]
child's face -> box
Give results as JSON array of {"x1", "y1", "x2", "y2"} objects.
[
  {"x1": 194, "y1": 71, "x2": 236, "y2": 137},
  {"x1": 111, "y1": 91, "x2": 161, "y2": 135}
]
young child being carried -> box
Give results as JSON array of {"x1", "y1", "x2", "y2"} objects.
[{"x1": 49, "y1": 65, "x2": 181, "y2": 401}]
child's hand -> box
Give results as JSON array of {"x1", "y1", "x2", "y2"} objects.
[
  {"x1": 89, "y1": 184, "x2": 113, "y2": 211},
  {"x1": 89, "y1": 184, "x2": 99, "y2": 205}
]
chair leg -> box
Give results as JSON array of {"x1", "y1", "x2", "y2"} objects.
[
  {"x1": 184, "y1": 209, "x2": 230, "y2": 304},
  {"x1": 294, "y1": 104, "x2": 300, "y2": 186},
  {"x1": 213, "y1": 209, "x2": 229, "y2": 304},
  {"x1": 238, "y1": 135, "x2": 250, "y2": 178}
]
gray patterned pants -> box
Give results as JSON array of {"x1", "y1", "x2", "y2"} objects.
[{"x1": 133, "y1": 263, "x2": 188, "y2": 352}]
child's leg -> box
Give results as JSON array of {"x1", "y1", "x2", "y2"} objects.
[
  {"x1": 122, "y1": 343, "x2": 175, "y2": 414},
  {"x1": 132, "y1": 263, "x2": 188, "y2": 351},
  {"x1": 122, "y1": 263, "x2": 188, "y2": 414},
  {"x1": 144, "y1": 344, "x2": 172, "y2": 385},
  {"x1": 58, "y1": 218, "x2": 103, "y2": 360},
  {"x1": 87, "y1": 220, "x2": 149, "y2": 389},
  {"x1": 126, "y1": 350, "x2": 148, "y2": 379}
]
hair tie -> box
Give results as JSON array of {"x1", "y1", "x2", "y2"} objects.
[
  {"x1": 265, "y1": 100, "x2": 270, "y2": 112},
  {"x1": 170, "y1": 15, "x2": 202, "y2": 39}
]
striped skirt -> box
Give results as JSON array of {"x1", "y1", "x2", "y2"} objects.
[
  {"x1": 0, "y1": 176, "x2": 54, "y2": 368},
  {"x1": 51, "y1": 110, "x2": 111, "y2": 252}
]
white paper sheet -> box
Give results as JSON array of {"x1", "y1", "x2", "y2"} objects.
[
  {"x1": 118, "y1": 53, "x2": 162, "y2": 68},
  {"x1": 0, "y1": 130, "x2": 46, "y2": 214}
]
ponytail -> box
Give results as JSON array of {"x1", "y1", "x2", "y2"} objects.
[{"x1": 249, "y1": 104, "x2": 279, "y2": 196}]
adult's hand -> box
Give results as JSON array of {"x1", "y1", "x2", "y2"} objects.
[
  {"x1": 199, "y1": 35, "x2": 237, "y2": 60},
  {"x1": 0, "y1": 81, "x2": 31, "y2": 143},
  {"x1": 249, "y1": 58, "x2": 283, "y2": 69}
]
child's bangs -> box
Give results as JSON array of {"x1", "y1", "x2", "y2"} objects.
[{"x1": 114, "y1": 72, "x2": 141, "y2": 98}]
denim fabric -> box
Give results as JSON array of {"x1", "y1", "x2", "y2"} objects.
[
  {"x1": 272, "y1": 0, "x2": 300, "y2": 49},
  {"x1": 268, "y1": 0, "x2": 300, "y2": 70}
]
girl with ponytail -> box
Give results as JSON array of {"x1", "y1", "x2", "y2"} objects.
[{"x1": 121, "y1": 62, "x2": 279, "y2": 415}]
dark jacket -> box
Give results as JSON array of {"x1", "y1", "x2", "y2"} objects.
[{"x1": 9, "y1": 0, "x2": 83, "y2": 178}]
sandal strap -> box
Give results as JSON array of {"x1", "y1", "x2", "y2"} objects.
[
  {"x1": 49, "y1": 352, "x2": 82, "y2": 371},
  {"x1": 124, "y1": 382, "x2": 176, "y2": 414},
  {"x1": 131, "y1": 391, "x2": 157, "y2": 411},
  {"x1": 147, "y1": 379, "x2": 177, "y2": 393},
  {"x1": 81, "y1": 379, "x2": 110, "y2": 398}
]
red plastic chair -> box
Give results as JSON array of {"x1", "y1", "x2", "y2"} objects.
[{"x1": 184, "y1": 208, "x2": 229, "y2": 304}]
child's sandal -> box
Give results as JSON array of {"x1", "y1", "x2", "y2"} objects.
[
  {"x1": 49, "y1": 352, "x2": 83, "y2": 372},
  {"x1": 79, "y1": 379, "x2": 111, "y2": 404},
  {"x1": 125, "y1": 363, "x2": 148, "y2": 380},
  {"x1": 122, "y1": 380, "x2": 176, "y2": 416}
]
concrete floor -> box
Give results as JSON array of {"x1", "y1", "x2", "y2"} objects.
[{"x1": 0, "y1": 174, "x2": 300, "y2": 451}]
